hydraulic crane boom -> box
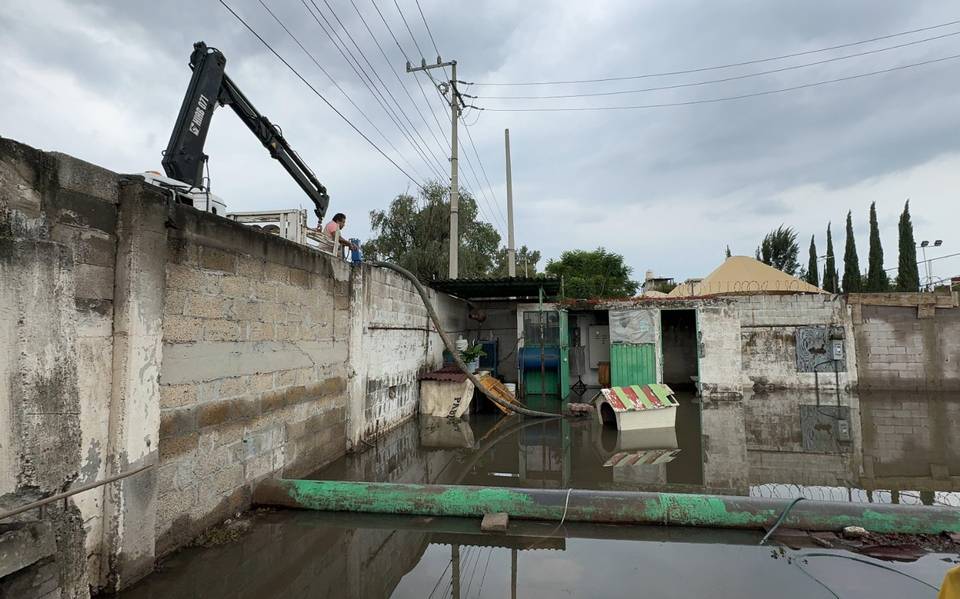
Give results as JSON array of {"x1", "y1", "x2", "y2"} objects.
[{"x1": 162, "y1": 41, "x2": 329, "y2": 222}]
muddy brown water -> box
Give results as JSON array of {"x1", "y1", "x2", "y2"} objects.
[{"x1": 117, "y1": 390, "x2": 960, "y2": 598}]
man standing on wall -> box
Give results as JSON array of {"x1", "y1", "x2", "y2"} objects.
[{"x1": 324, "y1": 213, "x2": 358, "y2": 253}]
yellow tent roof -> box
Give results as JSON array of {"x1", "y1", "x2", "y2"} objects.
[{"x1": 668, "y1": 256, "x2": 824, "y2": 297}]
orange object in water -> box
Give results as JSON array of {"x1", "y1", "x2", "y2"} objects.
[
  {"x1": 940, "y1": 566, "x2": 960, "y2": 599},
  {"x1": 597, "y1": 362, "x2": 611, "y2": 387},
  {"x1": 478, "y1": 374, "x2": 520, "y2": 414}
]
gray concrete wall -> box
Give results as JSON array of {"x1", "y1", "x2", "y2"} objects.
[
  {"x1": 853, "y1": 301, "x2": 960, "y2": 391},
  {"x1": 0, "y1": 137, "x2": 465, "y2": 595},
  {"x1": 737, "y1": 295, "x2": 858, "y2": 392}
]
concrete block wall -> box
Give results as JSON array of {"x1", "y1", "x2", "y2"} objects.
[
  {"x1": 736, "y1": 294, "x2": 858, "y2": 391},
  {"x1": 0, "y1": 137, "x2": 467, "y2": 595},
  {"x1": 1, "y1": 137, "x2": 124, "y2": 598},
  {"x1": 154, "y1": 209, "x2": 354, "y2": 556},
  {"x1": 854, "y1": 303, "x2": 960, "y2": 391}
]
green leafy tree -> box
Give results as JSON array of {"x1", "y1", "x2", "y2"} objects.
[
  {"x1": 492, "y1": 245, "x2": 541, "y2": 277},
  {"x1": 545, "y1": 248, "x2": 638, "y2": 298},
  {"x1": 895, "y1": 200, "x2": 920, "y2": 292},
  {"x1": 865, "y1": 201, "x2": 890, "y2": 292},
  {"x1": 822, "y1": 223, "x2": 839, "y2": 293},
  {"x1": 842, "y1": 211, "x2": 862, "y2": 293},
  {"x1": 363, "y1": 182, "x2": 500, "y2": 281},
  {"x1": 805, "y1": 235, "x2": 819, "y2": 287},
  {"x1": 755, "y1": 225, "x2": 800, "y2": 275},
  {"x1": 725, "y1": 245, "x2": 732, "y2": 258}
]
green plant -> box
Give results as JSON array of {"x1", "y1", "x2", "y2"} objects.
[{"x1": 459, "y1": 344, "x2": 486, "y2": 363}]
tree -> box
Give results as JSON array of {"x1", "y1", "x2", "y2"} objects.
[
  {"x1": 755, "y1": 225, "x2": 800, "y2": 275},
  {"x1": 895, "y1": 200, "x2": 920, "y2": 291},
  {"x1": 842, "y1": 211, "x2": 862, "y2": 293},
  {"x1": 805, "y1": 235, "x2": 819, "y2": 287},
  {"x1": 822, "y1": 223, "x2": 839, "y2": 293},
  {"x1": 363, "y1": 182, "x2": 501, "y2": 282},
  {"x1": 492, "y1": 245, "x2": 541, "y2": 277},
  {"x1": 725, "y1": 245, "x2": 732, "y2": 259},
  {"x1": 865, "y1": 201, "x2": 890, "y2": 292},
  {"x1": 545, "y1": 248, "x2": 638, "y2": 298}
]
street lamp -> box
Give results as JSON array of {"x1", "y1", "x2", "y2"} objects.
[{"x1": 917, "y1": 240, "x2": 945, "y2": 291}]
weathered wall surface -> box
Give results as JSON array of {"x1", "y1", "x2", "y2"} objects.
[
  {"x1": 0, "y1": 137, "x2": 464, "y2": 595},
  {"x1": 851, "y1": 295, "x2": 960, "y2": 391},
  {"x1": 696, "y1": 303, "x2": 742, "y2": 398},
  {"x1": 737, "y1": 295, "x2": 857, "y2": 392}
]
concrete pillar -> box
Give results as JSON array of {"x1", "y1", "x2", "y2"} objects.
[
  {"x1": 346, "y1": 264, "x2": 367, "y2": 450},
  {"x1": 100, "y1": 181, "x2": 168, "y2": 590}
]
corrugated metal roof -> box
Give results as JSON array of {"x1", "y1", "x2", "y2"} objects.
[
  {"x1": 429, "y1": 276, "x2": 561, "y2": 300},
  {"x1": 598, "y1": 384, "x2": 678, "y2": 413}
]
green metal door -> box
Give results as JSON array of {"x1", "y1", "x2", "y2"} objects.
[
  {"x1": 610, "y1": 343, "x2": 657, "y2": 387},
  {"x1": 558, "y1": 309, "x2": 570, "y2": 401}
]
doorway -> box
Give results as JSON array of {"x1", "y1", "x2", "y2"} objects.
[{"x1": 660, "y1": 309, "x2": 699, "y2": 392}]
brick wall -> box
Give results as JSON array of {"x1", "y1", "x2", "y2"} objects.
[
  {"x1": 736, "y1": 295, "x2": 858, "y2": 391},
  {"x1": 853, "y1": 301, "x2": 960, "y2": 391},
  {"x1": 697, "y1": 304, "x2": 742, "y2": 398}
]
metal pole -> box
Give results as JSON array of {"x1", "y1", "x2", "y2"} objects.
[
  {"x1": 449, "y1": 61, "x2": 460, "y2": 279},
  {"x1": 452, "y1": 543, "x2": 461, "y2": 599},
  {"x1": 511, "y1": 548, "x2": 517, "y2": 599},
  {"x1": 505, "y1": 128, "x2": 516, "y2": 277}
]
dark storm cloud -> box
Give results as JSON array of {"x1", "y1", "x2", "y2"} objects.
[{"x1": 2, "y1": 0, "x2": 959, "y2": 280}]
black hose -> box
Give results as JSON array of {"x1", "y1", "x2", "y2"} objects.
[{"x1": 367, "y1": 260, "x2": 563, "y2": 418}]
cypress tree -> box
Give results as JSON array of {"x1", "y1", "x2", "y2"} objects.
[
  {"x1": 725, "y1": 245, "x2": 732, "y2": 258},
  {"x1": 895, "y1": 200, "x2": 920, "y2": 291},
  {"x1": 842, "y1": 211, "x2": 862, "y2": 293},
  {"x1": 823, "y1": 223, "x2": 838, "y2": 293},
  {"x1": 865, "y1": 201, "x2": 889, "y2": 291},
  {"x1": 805, "y1": 235, "x2": 819, "y2": 287}
]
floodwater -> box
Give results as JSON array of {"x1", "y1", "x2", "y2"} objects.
[{"x1": 118, "y1": 390, "x2": 960, "y2": 598}]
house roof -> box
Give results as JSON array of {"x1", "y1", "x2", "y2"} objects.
[
  {"x1": 429, "y1": 276, "x2": 561, "y2": 300},
  {"x1": 668, "y1": 256, "x2": 824, "y2": 297}
]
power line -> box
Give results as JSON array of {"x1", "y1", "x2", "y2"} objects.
[
  {"x1": 468, "y1": 17, "x2": 960, "y2": 86},
  {"x1": 478, "y1": 52, "x2": 960, "y2": 112},
  {"x1": 478, "y1": 29, "x2": 960, "y2": 100},
  {"x1": 347, "y1": 0, "x2": 451, "y2": 167},
  {"x1": 462, "y1": 121, "x2": 507, "y2": 226},
  {"x1": 256, "y1": 0, "x2": 431, "y2": 184},
  {"x1": 305, "y1": 0, "x2": 447, "y2": 180},
  {"x1": 217, "y1": 0, "x2": 425, "y2": 189},
  {"x1": 316, "y1": 0, "x2": 449, "y2": 175}
]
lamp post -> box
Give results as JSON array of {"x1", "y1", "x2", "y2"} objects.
[{"x1": 918, "y1": 240, "x2": 943, "y2": 291}]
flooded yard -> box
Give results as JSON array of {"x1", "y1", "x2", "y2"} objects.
[{"x1": 117, "y1": 389, "x2": 960, "y2": 598}]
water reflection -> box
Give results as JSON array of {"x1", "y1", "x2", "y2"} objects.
[{"x1": 314, "y1": 389, "x2": 960, "y2": 506}]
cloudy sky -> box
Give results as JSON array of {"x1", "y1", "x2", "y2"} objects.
[{"x1": 2, "y1": 0, "x2": 959, "y2": 284}]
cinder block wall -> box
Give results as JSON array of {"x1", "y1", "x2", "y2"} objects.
[
  {"x1": 853, "y1": 302, "x2": 960, "y2": 391},
  {"x1": 736, "y1": 295, "x2": 858, "y2": 391},
  {"x1": 0, "y1": 137, "x2": 465, "y2": 595}
]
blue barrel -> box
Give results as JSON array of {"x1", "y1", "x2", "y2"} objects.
[
  {"x1": 350, "y1": 238, "x2": 362, "y2": 263},
  {"x1": 519, "y1": 346, "x2": 560, "y2": 370}
]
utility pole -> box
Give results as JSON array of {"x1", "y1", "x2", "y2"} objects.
[
  {"x1": 407, "y1": 57, "x2": 461, "y2": 278},
  {"x1": 505, "y1": 128, "x2": 516, "y2": 277}
]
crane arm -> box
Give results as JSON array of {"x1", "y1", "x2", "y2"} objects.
[{"x1": 162, "y1": 41, "x2": 329, "y2": 223}]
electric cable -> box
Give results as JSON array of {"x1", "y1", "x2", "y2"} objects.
[
  {"x1": 478, "y1": 52, "x2": 960, "y2": 111},
  {"x1": 759, "y1": 496, "x2": 805, "y2": 545},
  {"x1": 347, "y1": 0, "x2": 451, "y2": 165},
  {"x1": 477, "y1": 29, "x2": 960, "y2": 99},
  {"x1": 796, "y1": 552, "x2": 939, "y2": 592},
  {"x1": 461, "y1": 122, "x2": 508, "y2": 226},
  {"x1": 257, "y1": 0, "x2": 431, "y2": 185},
  {"x1": 316, "y1": 0, "x2": 449, "y2": 175},
  {"x1": 304, "y1": 0, "x2": 447, "y2": 181},
  {"x1": 468, "y1": 17, "x2": 960, "y2": 86},
  {"x1": 217, "y1": 0, "x2": 426, "y2": 190}
]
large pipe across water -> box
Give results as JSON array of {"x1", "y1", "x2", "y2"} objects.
[{"x1": 254, "y1": 479, "x2": 960, "y2": 535}]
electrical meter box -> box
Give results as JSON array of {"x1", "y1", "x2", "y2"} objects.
[{"x1": 831, "y1": 340, "x2": 844, "y2": 361}]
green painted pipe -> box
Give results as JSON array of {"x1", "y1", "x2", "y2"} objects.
[{"x1": 254, "y1": 479, "x2": 960, "y2": 535}]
